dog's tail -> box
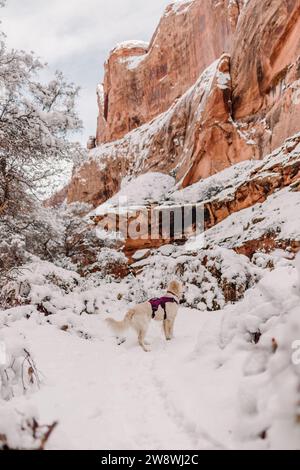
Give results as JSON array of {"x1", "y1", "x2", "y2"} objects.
[{"x1": 106, "y1": 309, "x2": 134, "y2": 335}]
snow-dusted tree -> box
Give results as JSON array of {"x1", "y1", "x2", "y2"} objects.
[
  {"x1": 0, "y1": 0, "x2": 83, "y2": 212},
  {"x1": 0, "y1": 49, "x2": 82, "y2": 215},
  {"x1": 0, "y1": 2, "x2": 84, "y2": 282},
  {"x1": 50, "y1": 202, "x2": 113, "y2": 272}
]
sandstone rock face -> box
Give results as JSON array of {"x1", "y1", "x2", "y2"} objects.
[
  {"x1": 64, "y1": 0, "x2": 300, "y2": 260},
  {"x1": 68, "y1": 55, "x2": 258, "y2": 206},
  {"x1": 96, "y1": 0, "x2": 245, "y2": 144},
  {"x1": 231, "y1": 0, "x2": 300, "y2": 155},
  {"x1": 203, "y1": 133, "x2": 300, "y2": 230},
  {"x1": 90, "y1": 133, "x2": 300, "y2": 261},
  {"x1": 178, "y1": 54, "x2": 257, "y2": 188},
  {"x1": 68, "y1": 158, "x2": 128, "y2": 207},
  {"x1": 45, "y1": 185, "x2": 68, "y2": 208},
  {"x1": 231, "y1": 0, "x2": 300, "y2": 118},
  {"x1": 67, "y1": 0, "x2": 300, "y2": 210}
]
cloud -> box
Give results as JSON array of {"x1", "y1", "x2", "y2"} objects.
[{"x1": 1, "y1": 0, "x2": 171, "y2": 142}]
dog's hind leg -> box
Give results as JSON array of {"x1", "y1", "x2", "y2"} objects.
[
  {"x1": 163, "y1": 319, "x2": 173, "y2": 341},
  {"x1": 138, "y1": 330, "x2": 150, "y2": 352},
  {"x1": 169, "y1": 318, "x2": 175, "y2": 339}
]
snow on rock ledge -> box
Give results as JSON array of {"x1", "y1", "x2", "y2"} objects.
[
  {"x1": 91, "y1": 173, "x2": 175, "y2": 216},
  {"x1": 164, "y1": 0, "x2": 194, "y2": 17},
  {"x1": 201, "y1": 187, "x2": 300, "y2": 257},
  {"x1": 111, "y1": 40, "x2": 149, "y2": 54}
]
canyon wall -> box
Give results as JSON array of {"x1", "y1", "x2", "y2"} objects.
[
  {"x1": 66, "y1": 0, "x2": 300, "y2": 222},
  {"x1": 68, "y1": 54, "x2": 258, "y2": 206},
  {"x1": 96, "y1": 0, "x2": 244, "y2": 144},
  {"x1": 231, "y1": 0, "x2": 300, "y2": 153}
]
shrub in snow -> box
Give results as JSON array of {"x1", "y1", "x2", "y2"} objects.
[
  {"x1": 0, "y1": 406, "x2": 57, "y2": 450},
  {"x1": 84, "y1": 248, "x2": 129, "y2": 279},
  {"x1": 0, "y1": 261, "x2": 80, "y2": 311},
  {"x1": 252, "y1": 250, "x2": 295, "y2": 271},
  {"x1": 0, "y1": 258, "x2": 132, "y2": 324},
  {"x1": 178, "y1": 258, "x2": 225, "y2": 310},
  {"x1": 0, "y1": 202, "x2": 76, "y2": 288},
  {"x1": 0, "y1": 233, "x2": 28, "y2": 288},
  {"x1": 200, "y1": 248, "x2": 261, "y2": 304},
  {"x1": 252, "y1": 252, "x2": 275, "y2": 270},
  {"x1": 52, "y1": 202, "x2": 116, "y2": 272},
  {"x1": 132, "y1": 246, "x2": 261, "y2": 311},
  {"x1": 0, "y1": 334, "x2": 39, "y2": 401}
]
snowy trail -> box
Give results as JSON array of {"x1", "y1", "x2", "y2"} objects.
[{"x1": 10, "y1": 307, "x2": 240, "y2": 450}]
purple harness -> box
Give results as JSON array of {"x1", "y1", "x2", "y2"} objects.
[{"x1": 149, "y1": 296, "x2": 178, "y2": 320}]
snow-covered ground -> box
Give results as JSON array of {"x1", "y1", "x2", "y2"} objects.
[
  {"x1": 1, "y1": 131, "x2": 300, "y2": 450},
  {"x1": 5, "y1": 307, "x2": 224, "y2": 450},
  {"x1": 1, "y1": 131, "x2": 300, "y2": 449},
  {"x1": 1, "y1": 250, "x2": 300, "y2": 450}
]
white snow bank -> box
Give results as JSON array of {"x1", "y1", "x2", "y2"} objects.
[
  {"x1": 0, "y1": 249, "x2": 299, "y2": 449},
  {"x1": 219, "y1": 262, "x2": 300, "y2": 449},
  {"x1": 91, "y1": 173, "x2": 175, "y2": 216}
]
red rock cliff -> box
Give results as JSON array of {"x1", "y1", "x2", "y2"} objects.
[
  {"x1": 230, "y1": 0, "x2": 300, "y2": 156},
  {"x1": 66, "y1": 0, "x2": 300, "y2": 210},
  {"x1": 96, "y1": 0, "x2": 245, "y2": 144}
]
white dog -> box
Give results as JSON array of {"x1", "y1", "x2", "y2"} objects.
[{"x1": 106, "y1": 280, "x2": 183, "y2": 352}]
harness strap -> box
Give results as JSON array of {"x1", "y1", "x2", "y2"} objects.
[
  {"x1": 152, "y1": 307, "x2": 168, "y2": 320},
  {"x1": 167, "y1": 290, "x2": 179, "y2": 300},
  {"x1": 149, "y1": 296, "x2": 178, "y2": 321}
]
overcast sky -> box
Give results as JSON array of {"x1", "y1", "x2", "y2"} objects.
[{"x1": 1, "y1": 0, "x2": 171, "y2": 144}]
